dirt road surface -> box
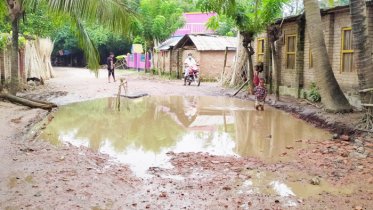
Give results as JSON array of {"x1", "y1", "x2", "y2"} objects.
[{"x1": 1, "y1": 67, "x2": 373, "y2": 210}]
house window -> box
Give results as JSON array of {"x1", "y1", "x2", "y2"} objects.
[
  {"x1": 341, "y1": 28, "x2": 355, "y2": 72},
  {"x1": 286, "y1": 35, "x2": 297, "y2": 69},
  {"x1": 257, "y1": 38, "x2": 265, "y2": 62},
  {"x1": 141, "y1": 54, "x2": 145, "y2": 62},
  {"x1": 309, "y1": 49, "x2": 313, "y2": 69}
]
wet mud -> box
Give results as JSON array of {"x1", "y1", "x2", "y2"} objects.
[
  {"x1": 2, "y1": 68, "x2": 373, "y2": 209},
  {"x1": 23, "y1": 95, "x2": 373, "y2": 209}
]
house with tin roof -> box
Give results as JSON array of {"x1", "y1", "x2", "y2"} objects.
[{"x1": 154, "y1": 34, "x2": 237, "y2": 80}]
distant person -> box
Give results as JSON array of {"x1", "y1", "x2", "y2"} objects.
[
  {"x1": 183, "y1": 53, "x2": 196, "y2": 86},
  {"x1": 107, "y1": 52, "x2": 116, "y2": 83},
  {"x1": 254, "y1": 65, "x2": 260, "y2": 86},
  {"x1": 254, "y1": 78, "x2": 267, "y2": 111}
]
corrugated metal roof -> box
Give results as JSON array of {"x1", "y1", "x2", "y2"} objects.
[
  {"x1": 157, "y1": 37, "x2": 183, "y2": 51},
  {"x1": 188, "y1": 35, "x2": 237, "y2": 51}
]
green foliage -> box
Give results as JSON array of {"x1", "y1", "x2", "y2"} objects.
[
  {"x1": 133, "y1": 35, "x2": 145, "y2": 50},
  {"x1": 309, "y1": 83, "x2": 321, "y2": 102},
  {"x1": 51, "y1": 23, "x2": 132, "y2": 64},
  {"x1": 138, "y1": 0, "x2": 186, "y2": 51},
  {"x1": 0, "y1": 34, "x2": 9, "y2": 50},
  {"x1": 116, "y1": 55, "x2": 127, "y2": 61},
  {"x1": 0, "y1": 33, "x2": 27, "y2": 50},
  {"x1": 206, "y1": 15, "x2": 237, "y2": 36},
  {"x1": 174, "y1": 0, "x2": 199, "y2": 12},
  {"x1": 225, "y1": 31, "x2": 234, "y2": 37},
  {"x1": 133, "y1": 36, "x2": 144, "y2": 44},
  {"x1": 18, "y1": 36, "x2": 27, "y2": 48},
  {"x1": 301, "y1": 89, "x2": 307, "y2": 99},
  {"x1": 197, "y1": 0, "x2": 289, "y2": 37},
  {"x1": 0, "y1": 3, "x2": 64, "y2": 36},
  {"x1": 2, "y1": 0, "x2": 140, "y2": 74}
]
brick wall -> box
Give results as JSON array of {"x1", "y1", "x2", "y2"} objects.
[
  {"x1": 330, "y1": 11, "x2": 359, "y2": 92},
  {"x1": 251, "y1": 32, "x2": 268, "y2": 80},
  {"x1": 152, "y1": 50, "x2": 177, "y2": 73},
  {"x1": 200, "y1": 51, "x2": 235, "y2": 79},
  {"x1": 278, "y1": 22, "x2": 298, "y2": 87},
  {"x1": 252, "y1": 8, "x2": 363, "y2": 102}
]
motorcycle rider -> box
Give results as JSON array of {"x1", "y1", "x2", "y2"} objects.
[{"x1": 183, "y1": 53, "x2": 197, "y2": 86}]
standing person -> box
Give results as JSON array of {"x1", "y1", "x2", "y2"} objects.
[
  {"x1": 183, "y1": 53, "x2": 196, "y2": 86},
  {"x1": 107, "y1": 52, "x2": 116, "y2": 83},
  {"x1": 254, "y1": 65, "x2": 260, "y2": 86},
  {"x1": 254, "y1": 78, "x2": 267, "y2": 111}
]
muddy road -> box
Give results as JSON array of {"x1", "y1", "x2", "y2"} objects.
[{"x1": 1, "y1": 67, "x2": 373, "y2": 210}]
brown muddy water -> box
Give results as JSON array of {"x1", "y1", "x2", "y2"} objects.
[{"x1": 34, "y1": 96, "x2": 344, "y2": 199}]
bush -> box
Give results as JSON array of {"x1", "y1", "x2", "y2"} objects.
[
  {"x1": 309, "y1": 83, "x2": 321, "y2": 102},
  {"x1": 116, "y1": 55, "x2": 126, "y2": 61},
  {"x1": 301, "y1": 89, "x2": 307, "y2": 99}
]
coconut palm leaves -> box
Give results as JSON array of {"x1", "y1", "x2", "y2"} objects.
[
  {"x1": 5, "y1": 0, "x2": 140, "y2": 78},
  {"x1": 31, "y1": 0, "x2": 140, "y2": 74}
]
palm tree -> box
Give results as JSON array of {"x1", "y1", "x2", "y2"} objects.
[
  {"x1": 303, "y1": 0, "x2": 352, "y2": 113},
  {"x1": 201, "y1": 0, "x2": 287, "y2": 90},
  {"x1": 4, "y1": 0, "x2": 139, "y2": 94},
  {"x1": 349, "y1": 0, "x2": 373, "y2": 105}
]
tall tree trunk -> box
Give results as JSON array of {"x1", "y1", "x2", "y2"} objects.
[
  {"x1": 0, "y1": 50, "x2": 5, "y2": 91},
  {"x1": 268, "y1": 25, "x2": 282, "y2": 101},
  {"x1": 295, "y1": 16, "x2": 305, "y2": 98},
  {"x1": 230, "y1": 32, "x2": 247, "y2": 87},
  {"x1": 10, "y1": 16, "x2": 20, "y2": 95},
  {"x1": 230, "y1": 32, "x2": 254, "y2": 89},
  {"x1": 245, "y1": 45, "x2": 255, "y2": 91},
  {"x1": 304, "y1": 0, "x2": 352, "y2": 113},
  {"x1": 271, "y1": 42, "x2": 280, "y2": 101},
  {"x1": 350, "y1": 0, "x2": 373, "y2": 105}
]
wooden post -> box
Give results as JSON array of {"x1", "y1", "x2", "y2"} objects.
[
  {"x1": 232, "y1": 80, "x2": 249, "y2": 97},
  {"x1": 169, "y1": 49, "x2": 172, "y2": 79},
  {"x1": 176, "y1": 50, "x2": 180, "y2": 79},
  {"x1": 178, "y1": 49, "x2": 183, "y2": 79},
  {"x1": 162, "y1": 52, "x2": 165, "y2": 76},
  {"x1": 221, "y1": 46, "x2": 228, "y2": 84},
  {"x1": 144, "y1": 53, "x2": 147, "y2": 73},
  {"x1": 144, "y1": 42, "x2": 147, "y2": 73}
]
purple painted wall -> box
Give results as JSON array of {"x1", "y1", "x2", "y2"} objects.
[{"x1": 173, "y1": 12, "x2": 217, "y2": 37}]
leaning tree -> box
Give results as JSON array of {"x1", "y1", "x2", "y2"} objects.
[
  {"x1": 303, "y1": 0, "x2": 352, "y2": 113},
  {"x1": 4, "y1": 0, "x2": 140, "y2": 94},
  {"x1": 198, "y1": 0, "x2": 288, "y2": 91}
]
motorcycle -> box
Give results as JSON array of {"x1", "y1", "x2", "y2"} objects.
[{"x1": 185, "y1": 63, "x2": 201, "y2": 86}]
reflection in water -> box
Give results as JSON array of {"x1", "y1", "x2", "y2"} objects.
[
  {"x1": 239, "y1": 170, "x2": 354, "y2": 199},
  {"x1": 37, "y1": 96, "x2": 331, "y2": 182}
]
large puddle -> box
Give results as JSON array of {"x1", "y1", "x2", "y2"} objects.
[
  {"x1": 35, "y1": 96, "x2": 343, "y2": 198},
  {"x1": 36, "y1": 96, "x2": 331, "y2": 174}
]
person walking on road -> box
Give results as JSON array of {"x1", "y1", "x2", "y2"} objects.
[{"x1": 107, "y1": 52, "x2": 116, "y2": 83}]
